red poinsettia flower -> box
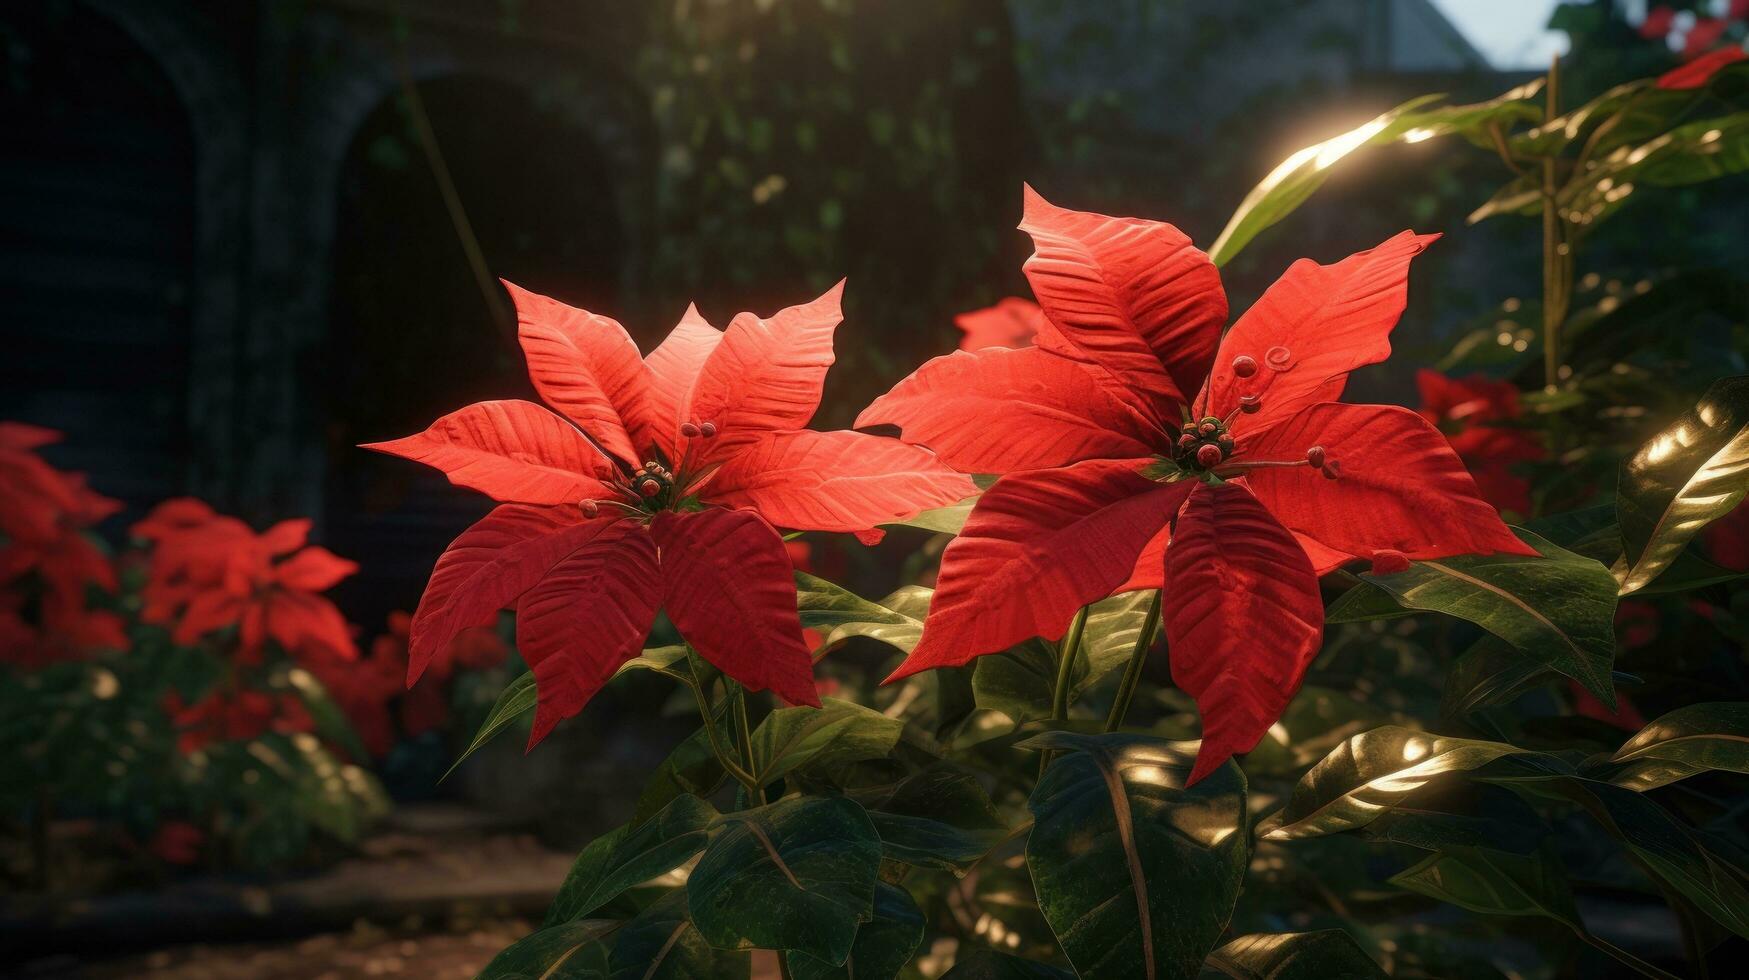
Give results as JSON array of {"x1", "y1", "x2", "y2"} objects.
[
  {"x1": 134, "y1": 500, "x2": 358, "y2": 664},
  {"x1": 1659, "y1": 42, "x2": 1747, "y2": 87},
  {"x1": 863, "y1": 187, "x2": 1534, "y2": 782},
  {"x1": 1415, "y1": 370, "x2": 1544, "y2": 516},
  {"x1": 956, "y1": 297, "x2": 1048, "y2": 351},
  {"x1": 364, "y1": 281, "x2": 973, "y2": 746},
  {"x1": 162, "y1": 688, "x2": 314, "y2": 755},
  {"x1": 0, "y1": 423, "x2": 127, "y2": 662}
]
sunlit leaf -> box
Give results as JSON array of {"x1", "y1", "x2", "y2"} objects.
[
  {"x1": 1617, "y1": 375, "x2": 1749, "y2": 594},
  {"x1": 1258, "y1": 726, "x2": 1556, "y2": 840},
  {"x1": 687, "y1": 796, "x2": 883, "y2": 964},
  {"x1": 1205, "y1": 929, "x2": 1387, "y2": 980},
  {"x1": 794, "y1": 571, "x2": 926, "y2": 655},
  {"x1": 1601, "y1": 702, "x2": 1749, "y2": 792},
  {"x1": 1209, "y1": 82, "x2": 1543, "y2": 265},
  {"x1": 1023, "y1": 732, "x2": 1247, "y2": 980}
]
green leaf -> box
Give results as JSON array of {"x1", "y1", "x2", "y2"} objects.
[
  {"x1": 1389, "y1": 843, "x2": 1581, "y2": 929},
  {"x1": 747, "y1": 697, "x2": 904, "y2": 784},
  {"x1": 446, "y1": 650, "x2": 690, "y2": 779},
  {"x1": 546, "y1": 794, "x2": 718, "y2": 926},
  {"x1": 1336, "y1": 529, "x2": 1618, "y2": 706},
  {"x1": 1022, "y1": 732, "x2": 1248, "y2": 980},
  {"x1": 1617, "y1": 375, "x2": 1749, "y2": 594},
  {"x1": 941, "y1": 949, "x2": 1074, "y2": 979},
  {"x1": 1209, "y1": 81, "x2": 1543, "y2": 265},
  {"x1": 281, "y1": 666, "x2": 370, "y2": 762},
  {"x1": 686, "y1": 795, "x2": 883, "y2": 964},
  {"x1": 443, "y1": 670, "x2": 535, "y2": 779},
  {"x1": 1258, "y1": 726, "x2": 1555, "y2": 840},
  {"x1": 1205, "y1": 930, "x2": 1387, "y2": 980},
  {"x1": 865, "y1": 767, "x2": 1009, "y2": 873},
  {"x1": 794, "y1": 572, "x2": 927, "y2": 654},
  {"x1": 607, "y1": 889, "x2": 749, "y2": 979},
  {"x1": 882, "y1": 495, "x2": 976, "y2": 535},
  {"x1": 1603, "y1": 702, "x2": 1749, "y2": 791},
  {"x1": 477, "y1": 917, "x2": 620, "y2": 979},
  {"x1": 787, "y1": 882, "x2": 925, "y2": 980},
  {"x1": 973, "y1": 590, "x2": 1158, "y2": 723},
  {"x1": 1441, "y1": 635, "x2": 1553, "y2": 717},
  {"x1": 635, "y1": 700, "x2": 733, "y2": 822},
  {"x1": 1561, "y1": 113, "x2": 1749, "y2": 228},
  {"x1": 1561, "y1": 779, "x2": 1749, "y2": 939}
]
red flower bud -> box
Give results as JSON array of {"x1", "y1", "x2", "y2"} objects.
[
  {"x1": 1195, "y1": 444, "x2": 1224, "y2": 468},
  {"x1": 1239, "y1": 394, "x2": 1261, "y2": 414},
  {"x1": 1321, "y1": 458, "x2": 1341, "y2": 480},
  {"x1": 700, "y1": 421, "x2": 718, "y2": 438},
  {"x1": 1178, "y1": 433, "x2": 1199, "y2": 452},
  {"x1": 1306, "y1": 445, "x2": 1326, "y2": 469},
  {"x1": 1199, "y1": 421, "x2": 1219, "y2": 436},
  {"x1": 644, "y1": 460, "x2": 659, "y2": 472},
  {"x1": 1231, "y1": 354, "x2": 1258, "y2": 378},
  {"x1": 581, "y1": 499, "x2": 599, "y2": 518},
  {"x1": 680, "y1": 421, "x2": 701, "y2": 438},
  {"x1": 636, "y1": 478, "x2": 661, "y2": 498}
]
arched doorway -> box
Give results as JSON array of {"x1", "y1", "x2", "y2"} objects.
[
  {"x1": 322, "y1": 73, "x2": 626, "y2": 628},
  {"x1": 0, "y1": 2, "x2": 196, "y2": 514}
]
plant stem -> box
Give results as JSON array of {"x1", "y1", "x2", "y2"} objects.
[
  {"x1": 1103, "y1": 591, "x2": 1163, "y2": 732},
  {"x1": 1039, "y1": 606, "x2": 1091, "y2": 778},
  {"x1": 1540, "y1": 52, "x2": 1569, "y2": 392},
  {"x1": 731, "y1": 686, "x2": 765, "y2": 806},
  {"x1": 687, "y1": 655, "x2": 760, "y2": 798}
]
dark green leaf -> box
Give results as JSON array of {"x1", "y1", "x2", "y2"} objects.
[
  {"x1": 1023, "y1": 732, "x2": 1248, "y2": 980},
  {"x1": 865, "y1": 767, "x2": 1009, "y2": 873},
  {"x1": 1441, "y1": 635, "x2": 1550, "y2": 717},
  {"x1": 608, "y1": 889, "x2": 749, "y2": 980},
  {"x1": 1603, "y1": 702, "x2": 1749, "y2": 791},
  {"x1": 1258, "y1": 726, "x2": 1556, "y2": 840},
  {"x1": 973, "y1": 591, "x2": 1158, "y2": 723},
  {"x1": 1618, "y1": 375, "x2": 1749, "y2": 593},
  {"x1": 687, "y1": 795, "x2": 883, "y2": 964},
  {"x1": 1389, "y1": 843, "x2": 1581, "y2": 928},
  {"x1": 941, "y1": 949, "x2": 1074, "y2": 979},
  {"x1": 477, "y1": 918, "x2": 620, "y2": 979},
  {"x1": 1205, "y1": 929, "x2": 1387, "y2": 980},
  {"x1": 795, "y1": 572, "x2": 926, "y2": 654},
  {"x1": 1337, "y1": 529, "x2": 1618, "y2": 705},
  {"x1": 546, "y1": 795, "x2": 718, "y2": 926},
  {"x1": 787, "y1": 882, "x2": 925, "y2": 980},
  {"x1": 747, "y1": 697, "x2": 904, "y2": 784},
  {"x1": 635, "y1": 706, "x2": 732, "y2": 823},
  {"x1": 443, "y1": 670, "x2": 535, "y2": 779}
]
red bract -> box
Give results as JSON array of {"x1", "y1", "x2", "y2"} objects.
[
  {"x1": 955, "y1": 297, "x2": 1047, "y2": 351},
  {"x1": 134, "y1": 500, "x2": 359, "y2": 664},
  {"x1": 866, "y1": 187, "x2": 1533, "y2": 783},
  {"x1": 1659, "y1": 43, "x2": 1747, "y2": 87},
  {"x1": 364, "y1": 282, "x2": 972, "y2": 746},
  {"x1": 162, "y1": 688, "x2": 314, "y2": 755},
  {"x1": 1415, "y1": 369, "x2": 1545, "y2": 516},
  {"x1": 0, "y1": 423, "x2": 126, "y2": 663}
]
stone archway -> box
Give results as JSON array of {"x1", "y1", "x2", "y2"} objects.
[
  {"x1": 0, "y1": 3, "x2": 202, "y2": 514},
  {"x1": 320, "y1": 72, "x2": 630, "y2": 627}
]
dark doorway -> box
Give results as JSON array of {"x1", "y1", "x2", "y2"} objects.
[
  {"x1": 0, "y1": 2, "x2": 196, "y2": 515},
  {"x1": 322, "y1": 73, "x2": 625, "y2": 630}
]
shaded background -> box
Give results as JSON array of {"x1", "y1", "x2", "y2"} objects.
[{"x1": 4, "y1": 0, "x2": 1748, "y2": 973}]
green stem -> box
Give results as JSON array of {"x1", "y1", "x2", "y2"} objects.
[
  {"x1": 731, "y1": 686, "x2": 766, "y2": 806},
  {"x1": 687, "y1": 656, "x2": 760, "y2": 798},
  {"x1": 1103, "y1": 591, "x2": 1163, "y2": 732},
  {"x1": 1540, "y1": 52, "x2": 1569, "y2": 392},
  {"x1": 1039, "y1": 606, "x2": 1091, "y2": 778}
]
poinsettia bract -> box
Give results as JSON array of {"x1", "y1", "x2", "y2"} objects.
[
  {"x1": 864, "y1": 186, "x2": 1534, "y2": 782},
  {"x1": 365, "y1": 281, "x2": 972, "y2": 745}
]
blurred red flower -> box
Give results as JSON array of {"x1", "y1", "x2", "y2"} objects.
[
  {"x1": 955, "y1": 297, "x2": 1047, "y2": 351},
  {"x1": 1415, "y1": 370, "x2": 1545, "y2": 516},
  {"x1": 365, "y1": 281, "x2": 971, "y2": 746},
  {"x1": 1659, "y1": 43, "x2": 1747, "y2": 87},
  {"x1": 134, "y1": 499, "x2": 358, "y2": 664},
  {"x1": 163, "y1": 688, "x2": 314, "y2": 754},
  {"x1": 147, "y1": 821, "x2": 206, "y2": 866}
]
